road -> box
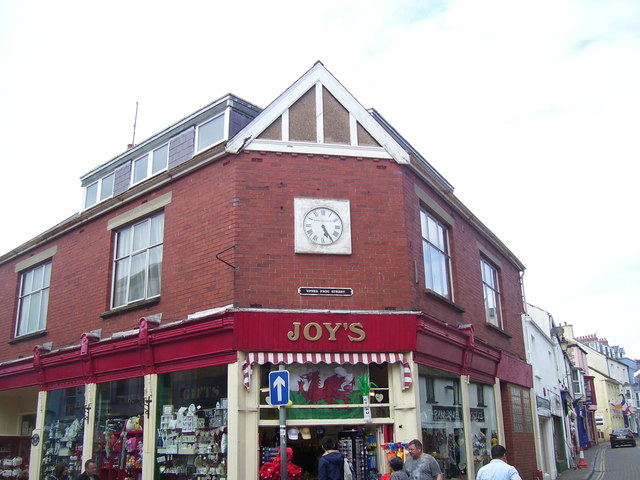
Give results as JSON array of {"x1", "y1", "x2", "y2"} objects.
[{"x1": 592, "y1": 442, "x2": 640, "y2": 480}]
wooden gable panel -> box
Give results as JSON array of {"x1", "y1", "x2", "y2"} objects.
[
  {"x1": 289, "y1": 87, "x2": 316, "y2": 142},
  {"x1": 357, "y1": 122, "x2": 380, "y2": 147},
  {"x1": 258, "y1": 117, "x2": 282, "y2": 140},
  {"x1": 323, "y1": 87, "x2": 350, "y2": 144}
]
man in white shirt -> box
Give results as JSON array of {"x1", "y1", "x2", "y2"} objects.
[{"x1": 476, "y1": 445, "x2": 522, "y2": 480}]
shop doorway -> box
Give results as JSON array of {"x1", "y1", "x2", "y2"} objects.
[{"x1": 259, "y1": 425, "x2": 382, "y2": 480}]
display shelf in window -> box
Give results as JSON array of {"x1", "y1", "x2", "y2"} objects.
[
  {"x1": 156, "y1": 401, "x2": 228, "y2": 479},
  {"x1": 97, "y1": 417, "x2": 144, "y2": 480},
  {"x1": 41, "y1": 419, "x2": 84, "y2": 480}
]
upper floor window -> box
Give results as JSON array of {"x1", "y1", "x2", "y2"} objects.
[
  {"x1": 84, "y1": 173, "x2": 115, "y2": 209},
  {"x1": 132, "y1": 144, "x2": 169, "y2": 185},
  {"x1": 111, "y1": 212, "x2": 164, "y2": 308},
  {"x1": 196, "y1": 114, "x2": 225, "y2": 152},
  {"x1": 481, "y1": 258, "x2": 502, "y2": 327},
  {"x1": 16, "y1": 261, "x2": 52, "y2": 336},
  {"x1": 420, "y1": 210, "x2": 451, "y2": 298},
  {"x1": 572, "y1": 369, "x2": 584, "y2": 396}
]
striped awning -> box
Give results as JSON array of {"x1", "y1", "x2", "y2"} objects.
[{"x1": 242, "y1": 352, "x2": 412, "y2": 391}]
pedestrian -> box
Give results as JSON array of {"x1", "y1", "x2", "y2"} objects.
[
  {"x1": 475, "y1": 445, "x2": 522, "y2": 480},
  {"x1": 403, "y1": 439, "x2": 443, "y2": 480},
  {"x1": 74, "y1": 460, "x2": 99, "y2": 480},
  {"x1": 389, "y1": 456, "x2": 409, "y2": 480},
  {"x1": 318, "y1": 437, "x2": 345, "y2": 480},
  {"x1": 48, "y1": 462, "x2": 69, "y2": 480}
]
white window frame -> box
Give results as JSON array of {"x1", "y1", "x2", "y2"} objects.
[
  {"x1": 15, "y1": 261, "x2": 52, "y2": 337},
  {"x1": 420, "y1": 210, "x2": 452, "y2": 298},
  {"x1": 83, "y1": 172, "x2": 115, "y2": 210},
  {"x1": 195, "y1": 112, "x2": 227, "y2": 153},
  {"x1": 571, "y1": 369, "x2": 584, "y2": 397},
  {"x1": 111, "y1": 212, "x2": 164, "y2": 309},
  {"x1": 131, "y1": 143, "x2": 169, "y2": 186},
  {"x1": 481, "y1": 258, "x2": 502, "y2": 328}
]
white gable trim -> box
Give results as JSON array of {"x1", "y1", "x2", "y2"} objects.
[
  {"x1": 243, "y1": 139, "x2": 393, "y2": 159},
  {"x1": 226, "y1": 62, "x2": 410, "y2": 164}
]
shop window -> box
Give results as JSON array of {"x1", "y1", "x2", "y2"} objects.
[
  {"x1": 42, "y1": 386, "x2": 86, "y2": 480},
  {"x1": 469, "y1": 382, "x2": 498, "y2": 472},
  {"x1": 156, "y1": 366, "x2": 228, "y2": 480},
  {"x1": 93, "y1": 377, "x2": 144, "y2": 480},
  {"x1": 419, "y1": 369, "x2": 466, "y2": 479}
]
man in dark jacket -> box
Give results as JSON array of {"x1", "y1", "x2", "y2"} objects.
[
  {"x1": 318, "y1": 437, "x2": 344, "y2": 480},
  {"x1": 74, "y1": 460, "x2": 99, "y2": 480}
]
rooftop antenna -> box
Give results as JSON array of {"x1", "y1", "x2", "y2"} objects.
[{"x1": 130, "y1": 101, "x2": 139, "y2": 149}]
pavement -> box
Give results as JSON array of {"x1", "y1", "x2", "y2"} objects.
[{"x1": 556, "y1": 444, "x2": 606, "y2": 480}]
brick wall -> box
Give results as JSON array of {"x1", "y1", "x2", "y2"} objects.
[{"x1": 0, "y1": 149, "x2": 526, "y2": 364}]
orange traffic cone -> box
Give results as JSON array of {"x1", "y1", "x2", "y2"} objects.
[{"x1": 577, "y1": 448, "x2": 588, "y2": 468}]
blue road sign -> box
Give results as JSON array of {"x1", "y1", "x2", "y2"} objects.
[{"x1": 269, "y1": 370, "x2": 290, "y2": 406}]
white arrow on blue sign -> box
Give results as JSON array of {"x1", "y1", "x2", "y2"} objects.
[{"x1": 269, "y1": 370, "x2": 290, "y2": 406}]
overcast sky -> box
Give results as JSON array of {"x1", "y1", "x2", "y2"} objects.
[{"x1": 1, "y1": 0, "x2": 639, "y2": 357}]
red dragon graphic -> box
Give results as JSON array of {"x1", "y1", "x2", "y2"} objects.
[{"x1": 297, "y1": 370, "x2": 355, "y2": 404}]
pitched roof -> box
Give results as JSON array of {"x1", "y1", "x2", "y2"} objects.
[{"x1": 227, "y1": 61, "x2": 411, "y2": 164}]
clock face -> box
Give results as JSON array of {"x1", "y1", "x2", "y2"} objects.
[{"x1": 303, "y1": 207, "x2": 343, "y2": 245}]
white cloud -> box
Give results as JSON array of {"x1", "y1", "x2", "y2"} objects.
[{"x1": 1, "y1": 0, "x2": 639, "y2": 356}]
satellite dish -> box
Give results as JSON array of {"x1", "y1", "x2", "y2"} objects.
[{"x1": 551, "y1": 326, "x2": 565, "y2": 337}]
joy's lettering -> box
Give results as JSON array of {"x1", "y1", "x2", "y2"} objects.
[{"x1": 287, "y1": 322, "x2": 365, "y2": 342}]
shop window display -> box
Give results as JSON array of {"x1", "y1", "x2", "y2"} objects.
[
  {"x1": 42, "y1": 386, "x2": 86, "y2": 480},
  {"x1": 93, "y1": 378, "x2": 145, "y2": 480},
  {"x1": 257, "y1": 364, "x2": 388, "y2": 479},
  {"x1": 418, "y1": 371, "x2": 466, "y2": 480},
  {"x1": 155, "y1": 366, "x2": 228, "y2": 480},
  {"x1": 468, "y1": 382, "x2": 498, "y2": 472}
]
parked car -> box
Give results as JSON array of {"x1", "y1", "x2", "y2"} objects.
[{"x1": 610, "y1": 428, "x2": 637, "y2": 448}]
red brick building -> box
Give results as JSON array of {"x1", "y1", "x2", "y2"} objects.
[{"x1": 0, "y1": 62, "x2": 535, "y2": 480}]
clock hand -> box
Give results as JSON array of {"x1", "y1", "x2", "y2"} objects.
[{"x1": 321, "y1": 224, "x2": 331, "y2": 238}]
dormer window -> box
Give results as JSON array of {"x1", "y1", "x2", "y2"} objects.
[
  {"x1": 132, "y1": 144, "x2": 169, "y2": 185},
  {"x1": 84, "y1": 172, "x2": 115, "y2": 209},
  {"x1": 196, "y1": 113, "x2": 225, "y2": 152}
]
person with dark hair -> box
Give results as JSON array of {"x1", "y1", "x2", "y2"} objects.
[
  {"x1": 74, "y1": 460, "x2": 99, "y2": 480},
  {"x1": 403, "y1": 439, "x2": 442, "y2": 480},
  {"x1": 318, "y1": 437, "x2": 346, "y2": 480},
  {"x1": 48, "y1": 462, "x2": 69, "y2": 480},
  {"x1": 389, "y1": 456, "x2": 409, "y2": 480},
  {"x1": 475, "y1": 445, "x2": 522, "y2": 480}
]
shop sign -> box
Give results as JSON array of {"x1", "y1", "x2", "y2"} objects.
[
  {"x1": 287, "y1": 321, "x2": 365, "y2": 342},
  {"x1": 432, "y1": 405, "x2": 462, "y2": 422},
  {"x1": 298, "y1": 287, "x2": 353, "y2": 296},
  {"x1": 595, "y1": 413, "x2": 604, "y2": 426},
  {"x1": 470, "y1": 408, "x2": 485, "y2": 422},
  {"x1": 236, "y1": 311, "x2": 417, "y2": 352},
  {"x1": 536, "y1": 395, "x2": 551, "y2": 417}
]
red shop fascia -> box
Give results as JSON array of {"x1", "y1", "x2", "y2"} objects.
[{"x1": 0, "y1": 310, "x2": 531, "y2": 392}]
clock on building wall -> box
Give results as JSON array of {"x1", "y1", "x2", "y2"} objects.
[{"x1": 294, "y1": 198, "x2": 352, "y2": 254}]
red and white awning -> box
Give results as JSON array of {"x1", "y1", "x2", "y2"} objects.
[{"x1": 242, "y1": 352, "x2": 412, "y2": 390}]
